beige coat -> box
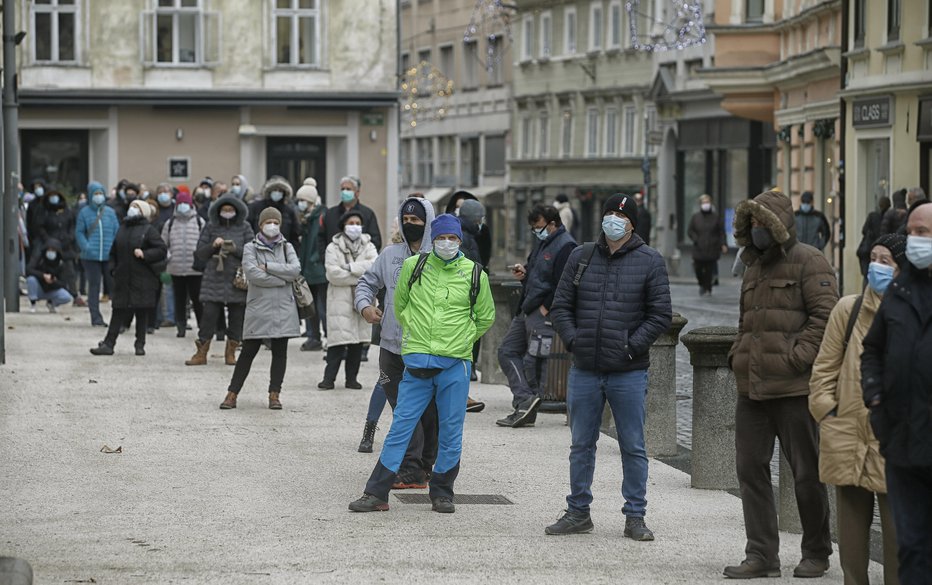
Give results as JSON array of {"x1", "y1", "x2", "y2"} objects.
[
  {"x1": 325, "y1": 233, "x2": 377, "y2": 347},
  {"x1": 808, "y1": 289, "x2": 887, "y2": 493}
]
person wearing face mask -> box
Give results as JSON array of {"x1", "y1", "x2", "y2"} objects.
[
  {"x1": 497, "y1": 204, "x2": 577, "y2": 428},
  {"x1": 229, "y1": 174, "x2": 251, "y2": 202},
  {"x1": 193, "y1": 177, "x2": 214, "y2": 219},
  {"x1": 809, "y1": 234, "x2": 906, "y2": 585},
  {"x1": 248, "y1": 176, "x2": 301, "y2": 248},
  {"x1": 25, "y1": 179, "x2": 49, "y2": 259},
  {"x1": 546, "y1": 194, "x2": 670, "y2": 540},
  {"x1": 349, "y1": 214, "x2": 494, "y2": 514},
  {"x1": 861, "y1": 201, "x2": 932, "y2": 585},
  {"x1": 162, "y1": 189, "x2": 206, "y2": 338},
  {"x1": 446, "y1": 190, "x2": 491, "y2": 267},
  {"x1": 89, "y1": 200, "x2": 167, "y2": 356},
  {"x1": 687, "y1": 194, "x2": 728, "y2": 296},
  {"x1": 25, "y1": 238, "x2": 74, "y2": 313},
  {"x1": 75, "y1": 181, "x2": 120, "y2": 327},
  {"x1": 319, "y1": 210, "x2": 378, "y2": 390},
  {"x1": 152, "y1": 184, "x2": 175, "y2": 232},
  {"x1": 320, "y1": 176, "x2": 382, "y2": 253},
  {"x1": 294, "y1": 178, "x2": 328, "y2": 351},
  {"x1": 724, "y1": 190, "x2": 838, "y2": 579},
  {"x1": 794, "y1": 191, "x2": 832, "y2": 251},
  {"x1": 186, "y1": 194, "x2": 254, "y2": 367},
  {"x1": 218, "y1": 207, "x2": 302, "y2": 411}
]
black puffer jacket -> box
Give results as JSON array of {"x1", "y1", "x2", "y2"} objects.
[
  {"x1": 196, "y1": 195, "x2": 253, "y2": 304},
  {"x1": 109, "y1": 216, "x2": 167, "y2": 309},
  {"x1": 551, "y1": 233, "x2": 672, "y2": 372},
  {"x1": 861, "y1": 265, "x2": 932, "y2": 467},
  {"x1": 520, "y1": 226, "x2": 576, "y2": 315}
]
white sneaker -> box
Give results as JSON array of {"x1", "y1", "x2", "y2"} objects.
[{"x1": 29, "y1": 304, "x2": 37, "y2": 314}]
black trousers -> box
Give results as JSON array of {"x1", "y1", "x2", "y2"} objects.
[
  {"x1": 694, "y1": 259, "x2": 717, "y2": 294},
  {"x1": 104, "y1": 308, "x2": 148, "y2": 349},
  {"x1": 305, "y1": 282, "x2": 327, "y2": 340},
  {"x1": 198, "y1": 301, "x2": 245, "y2": 343},
  {"x1": 171, "y1": 275, "x2": 203, "y2": 333},
  {"x1": 323, "y1": 343, "x2": 363, "y2": 383},
  {"x1": 228, "y1": 337, "x2": 289, "y2": 394},
  {"x1": 886, "y1": 462, "x2": 932, "y2": 585},
  {"x1": 380, "y1": 348, "x2": 439, "y2": 476},
  {"x1": 735, "y1": 395, "x2": 832, "y2": 564}
]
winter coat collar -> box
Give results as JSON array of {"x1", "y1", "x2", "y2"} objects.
[
  {"x1": 333, "y1": 232, "x2": 372, "y2": 257},
  {"x1": 256, "y1": 232, "x2": 285, "y2": 250}
]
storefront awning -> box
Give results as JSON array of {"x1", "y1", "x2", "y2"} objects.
[{"x1": 423, "y1": 187, "x2": 453, "y2": 205}]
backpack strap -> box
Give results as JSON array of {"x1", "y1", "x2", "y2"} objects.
[
  {"x1": 572, "y1": 243, "x2": 598, "y2": 287},
  {"x1": 469, "y1": 261, "x2": 482, "y2": 320},
  {"x1": 407, "y1": 252, "x2": 431, "y2": 289},
  {"x1": 843, "y1": 295, "x2": 864, "y2": 350}
]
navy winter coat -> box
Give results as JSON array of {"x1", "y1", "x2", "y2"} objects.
[
  {"x1": 550, "y1": 234, "x2": 672, "y2": 373},
  {"x1": 519, "y1": 226, "x2": 576, "y2": 315}
]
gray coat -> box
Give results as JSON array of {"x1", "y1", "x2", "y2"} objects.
[
  {"x1": 242, "y1": 236, "x2": 302, "y2": 340},
  {"x1": 195, "y1": 195, "x2": 253, "y2": 304},
  {"x1": 161, "y1": 208, "x2": 205, "y2": 276}
]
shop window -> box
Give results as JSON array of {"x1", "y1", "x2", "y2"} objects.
[
  {"x1": 273, "y1": 0, "x2": 322, "y2": 67},
  {"x1": 484, "y1": 135, "x2": 506, "y2": 175},
  {"x1": 564, "y1": 6, "x2": 577, "y2": 55},
  {"x1": 32, "y1": 0, "x2": 79, "y2": 63},
  {"x1": 142, "y1": 0, "x2": 220, "y2": 66}
]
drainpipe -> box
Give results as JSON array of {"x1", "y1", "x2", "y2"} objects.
[{"x1": 838, "y1": 0, "x2": 849, "y2": 293}]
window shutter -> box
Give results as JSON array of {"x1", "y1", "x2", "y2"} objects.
[
  {"x1": 203, "y1": 10, "x2": 222, "y2": 67},
  {"x1": 140, "y1": 10, "x2": 155, "y2": 65}
]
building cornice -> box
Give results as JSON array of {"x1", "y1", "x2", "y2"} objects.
[
  {"x1": 698, "y1": 47, "x2": 840, "y2": 94},
  {"x1": 19, "y1": 89, "x2": 400, "y2": 108},
  {"x1": 772, "y1": 0, "x2": 841, "y2": 32},
  {"x1": 774, "y1": 100, "x2": 840, "y2": 125}
]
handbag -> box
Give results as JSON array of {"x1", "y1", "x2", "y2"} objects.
[
  {"x1": 233, "y1": 266, "x2": 248, "y2": 290},
  {"x1": 293, "y1": 275, "x2": 317, "y2": 320}
]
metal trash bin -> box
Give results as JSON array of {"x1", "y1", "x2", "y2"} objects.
[{"x1": 540, "y1": 333, "x2": 570, "y2": 413}]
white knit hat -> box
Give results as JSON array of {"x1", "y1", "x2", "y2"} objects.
[
  {"x1": 295, "y1": 178, "x2": 320, "y2": 205},
  {"x1": 130, "y1": 199, "x2": 154, "y2": 220}
]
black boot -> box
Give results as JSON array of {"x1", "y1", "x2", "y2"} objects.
[{"x1": 358, "y1": 421, "x2": 377, "y2": 453}]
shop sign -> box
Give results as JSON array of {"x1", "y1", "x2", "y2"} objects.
[
  {"x1": 918, "y1": 97, "x2": 932, "y2": 141},
  {"x1": 852, "y1": 96, "x2": 892, "y2": 129}
]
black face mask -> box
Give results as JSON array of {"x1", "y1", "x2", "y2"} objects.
[
  {"x1": 402, "y1": 222, "x2": 425, "y2": 243},
  {"x1": 751, "y1": 226, "x2": 774, "y2": 250}
]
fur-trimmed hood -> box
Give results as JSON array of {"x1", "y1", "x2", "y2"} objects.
[
  {"x1": 260, "y1": 176, "x2": 293, "y2": 202},
  {"x1": 208, "y1": 194, "x2": 249, "y2": 226},
  {"x1": 734, "y1": 190, "x2": 796, "y2": 249}
]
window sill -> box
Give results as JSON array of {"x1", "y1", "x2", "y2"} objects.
[
  {"x1": 26, "y1": 61, "x2": 89, "y2": 69},
  {"x1": 486, "y1": 83, "x2": 505, "y2": 89},
  {"x1": 876, "y1": 41, "x2": 905, "y2": 56},
  {"x1": 605, "y1": 46, "x2": 622, "y2": 55},
  {"x1": 915, "y1": 37, "x2": 932, "y2": 49},
  {"x1": 460, "y1": 86, "x2": 479, "y2": 92},
  {"x1": 264, "y1": 64, "x2": 328, "y2": 72},
  {"x1": 843, "y1": 47, "x2": 870, "y2": 61},
  {"x1": 586, "y1": 49, "x2": 602, "y2": 57},
  {"x1": 144, "y1": 62, "x2": 216, "y2": 70}
]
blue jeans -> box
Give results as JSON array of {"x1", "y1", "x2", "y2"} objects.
[
  {"x1": 26, "y1": 277, "x2": 73, "y2": 306},
  {"x1": 566, "y1": 367, "x2": 649, "y2": 517},
  {"x1": 885, "y1": 461, "x2": 932, "y2": 585},
  {"x1": 82, "y1": 259, "x2": 110, "y2": 325},
  {"x1": 366, "y1": 382, "x2": 387, "y2": 423}
]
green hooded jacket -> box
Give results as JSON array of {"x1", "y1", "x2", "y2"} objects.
[
  {"x1": 395, "y1": 251, "x2": 495, "y2": 360},
  {"x1": 298, "y1": 206, "x2": 327, "y2": 285}
]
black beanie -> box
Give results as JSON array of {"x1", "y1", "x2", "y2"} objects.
[
  {"x1": 401, "y1": 199, "x2": 427, "y2": 223},
  {"x1": 602, "y1": 193, "x2": 638, "y2": 229},
  {"x1": 872, "y1": 233, "x2": 907, "y2": 267}
]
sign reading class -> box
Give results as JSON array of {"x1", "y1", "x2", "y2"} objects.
[{"x1": 852, "y1": 96, "x2": 892, "y2": 129}]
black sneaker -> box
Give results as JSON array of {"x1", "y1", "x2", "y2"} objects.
[
  {"x1": 495, "y1": 411, "x2": 536, "y2": 427},
  {"x1": 317, "y1": 380, "x2": 335, "y2": 390},
  {"x1": 497, "y1": 397, "x2": 541, "y2": 428},
  {"x1": 392, "y1": 469, "x2": 428, "y2": 489},
  {"x1": 624, "y1": 516, "x2": 654, "y2": 541},
  {"x1": 348, "y1": 493, "x2": 389, "y2": 512},
  {"x1": 545, "y1": 510, "x2": 594, "y2": 535},
  {"x1": 90, "y1": 343, "x2": 114, "y2": 356},
  {"x1": 135, "y1": 346, "x2": 146, "y2": 356},
  {"x1": 345, "y1": 380, "x2": 363, "y2": 390},
  {"x1": 723, "y1": 558, "x2": 781, "y2": 579},
  {"x1": 301, "y1": 339, "x2": 322, "y2": 351},
  {"x1": 431, "y1": 497, "x2": 455, "y2": 514}
]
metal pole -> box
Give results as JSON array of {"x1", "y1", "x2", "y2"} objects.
[
  {"x1": 3, "y1": 0, "x2": 20, "y2": 315},
  {"x1": 0, "y1": 23, "x2": 4, "y2": 365}
]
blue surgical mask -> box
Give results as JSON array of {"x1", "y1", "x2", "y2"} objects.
[
  {"x1": 45, "y1": 251, "x2": 58, "y2": 261},
  {"x1": 270, "y1": 191, "x2": 284, "y2": 203},
  {"x1": 867, "y1": 262, "x2": 895, "y2": 294},
  {"x1": 158, "y1": 192, "x2": 171, "y2": 205},
  {"x1": 297, "y1": 200, "x2": 309, "y2": 212},
  {"x1": 230, "y1": 185, "x2": 242, "y2": 196},
  {"x1": 49, "y1": 195, "x2": 61, "y2": 205},
  {"x1": 341, "y1": 189, "x2": 356, "y2": 203},
  {"x1": 906, "y1": 235, "x2": 932, "y2": 269},
  {"x1": 34, "y1": 187, "x2": 45, "y2": 197},
  {"x1": 533, "y1": 226, "x2": 549, "y2": 241},
  {"x1": 602, "y1": 215, "x2": 629, "y2": 241},
  {"x1": 176, "y1": 203, "x2": 191, "y2": 214},
  {"x1": 92, "y1": 194, "x2": 106, "y2": 206},
  {"x1": 800, "y1": 203, "x2": 813, "y2": 213}
]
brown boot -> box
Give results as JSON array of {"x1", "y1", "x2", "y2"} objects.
[
  {"x1": 224, "y1": 340, "x2": 240, "y2": 366},
  {"x1": 219, "y1": 392, "x2": 237, "y2": 410},
  {"x1": 268, "y1": 392, "x2": 282, "y2": 410},
  {"x1": 185, "y1": 339, "x2": 210, "y2": 366}
]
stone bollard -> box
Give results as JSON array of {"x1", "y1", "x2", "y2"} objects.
[
  {"x1": 681, "y1": 326, "x2": 739, "y2": 490},
  {"x1": 600, "y1": 313, "x2": 688, "y2": 458},
  {"x1": 479, "y1": 278, "x2": 522, "y2": 386}
]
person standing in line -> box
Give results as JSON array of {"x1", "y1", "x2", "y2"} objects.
[
  {"x1": 25, "y1": 238, "x2": 74, "y2": 313},
  {"x1": 634, "y1": 191, "x2": 652, "y2": 245},
  {"x1": 348, "y1": 214, "x2": 494, "y2": 514},
  {"x1": 725, "y1": 189, "x2": 837, "y2": 579},
  {"x1": 35, "y1": 190, "x2": 78, "y2": 301},
  {"x1": 229, "y1": 174, "x2": 252, "y2": 201},
  {"x1": 185, "y1": 194, "x2": 253, "y2": 367},
  {"x1": 881, "y1": 189, "x2": 908, "y2": 236},
  {"x1": 546, "y1": 194, "x2": 671, "y2": 540},
  {"x1": 857, "y1": 196, "x2": 891, "y2": 277},
  {"x1": 249, "y1": 176, "x2": 301, "y2": 248},
  {"x1": 458, "y1": 198, "x2": 490, "y2": 394},
  {"x1": 446, "y1": 190, "x2": 491, "y2": 268},
  {"x1": 194, "y1": 177, "x2": 214, "y2": 222},
  {"x1": 687, "y1": 194, "x2": 728, "y2": 296},
  {"x1": 75, "y1": 181, "x2": 120, "y2": 327},
  {"x1": 862, "y1": 201, "x2": 932, "y2": 585},
  {"x1": 294, "y1": 178, "x2": 328, "y2": 352},
  {"x1": 219, "y1": 207, "x2": 301, "y2": 411},
  {"x1": 794, "y1": 191, "x2": 832, "y2": 251},
  {"x1": 89, "y1": 200, "x2": 167, "y2": 356},
  {"x1": 554, "y1": 193, "x2": 579, "y2": 240},
  {"x1": 809, "y1": 234, "x2": 906, "y2": 585},
  {"x1": 318, "y1": 210, "x2": 378, "y2": 390},
  {"x1": 162, "y1": 189, "x2": 205, "y2": 338},
  {"x1": 24, "y1": 179, "x2": 48, "y2": 259}
]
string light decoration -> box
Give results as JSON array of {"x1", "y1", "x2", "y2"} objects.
[
  {"x1": 463, "y1": 0, "x2": 516, "y2": 74},
  {"x1": 400, "y1": 61, "x2": 455, "y2": 129},
  {"x1": 626, "y1": 0, "x2": 707, "y2": 52}
]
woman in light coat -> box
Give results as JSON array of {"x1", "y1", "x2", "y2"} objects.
[
  {"x1": 219, "y1": 207, "x2": 301, "y2": 411},
  {"x1": 161, "y1": 189, "x2": 205, "y2": 337},
  {"x1": 809, "y1": 233, "x2": 906, "y2": 585},
  {"x1": 319, "y1": 210, "x2": 377, "y2": 390}
]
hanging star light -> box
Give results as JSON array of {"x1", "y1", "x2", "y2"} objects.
[
  {"x1": 400, "y1": 60, "x2": 455, "y2": 129},
  {"x1": 463, "y1": 0, "x2": 515, "y2": 74},
  {"x1": 626, "y1": 0, "x2": 707, "y2": 52}
]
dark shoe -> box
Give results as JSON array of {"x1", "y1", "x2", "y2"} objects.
[
  {"x1": 470, "y1": 371, "x2": 478, "y2": 382},
  {"x1": 545, "y1": 510, "x2": 594, "y2": 535},
  {"x1": 358, "y1": 421, "x2": 377, "y2": 453},
  {"x1": 216, "y1": 333, "x2": 225, "y2": 342},
  {"x1": 392, "y1": 469, "x2": 428, "y2": 490},
  {"x1": 135, "y1": 346, "x2": 146, "y2": 356},
  {"x1": 348, "y1": 493, "x2": 389, "y2": 512},
  {"x1": 793, "y1": 558, "x2": 829, "y2": 578},
  {"x1": 466, "y1": 397, "x2": 485, "y2": 413},
  {"x1": 89, "y1": 342, "x2": 114, "y2": 356},
  {"x1": 511, "y1": 396, "x2": 541, "y2": 427},
  {"x1": 496, "y1": 412, "x2": 533, "y2": 427},
  {"x1": 345, "y1": 380, "x2": 363, "y2": 390},
  {"x1": 176, "y1": 329, "x2": 185, "y2": 338},
  {"x1": 431, "y1": 497, "x2": 455, "y2": 514},
  {"x1": 301, "y1": 339, "x2": 323, "y2": 351},
  {"x1": 92, "y1": 321, "x2": 108, "y2": 327},
  {"x1": 268, "y1": 392, "x2": 282, "y2": 410},
  {"x1": 723, "y1": 558, "x2": 782, "y2": 579},
  {"x1": 623, "y1": 516, "x2": 654, "y2": 541},
  {"x1": 219, "y1": 392, "x2": 237, "y2": 410},
  {"x1": 146, "y1": 327, "x2": 155, "y2": 335},
  {"x1": 317, "y1": 380, "x2": 335, "y2": 390}
]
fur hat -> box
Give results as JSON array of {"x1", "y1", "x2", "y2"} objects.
[
  {"x1": 602, "y1": 193, "x2": 638, "y2": 229},
  {"x1": 258, "y1": 206, "x2": 282, "y2": 226},
  {"x1": 261, "y1": 176, "x2": 293, "y2": 201},
  {"x1": 295, "y1": 178, "x2": 320, "y2": 205}
]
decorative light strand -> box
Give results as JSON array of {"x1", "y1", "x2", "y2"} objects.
[
  {"x1": 464, "y1": 0, "x2": 515, "y2": 74},
  {"x1": 626, "y1": 0, "x2": 707, "y2": 52},
  {"x1": 401, "y1": 60, "x2": 455, "y2": 129}
]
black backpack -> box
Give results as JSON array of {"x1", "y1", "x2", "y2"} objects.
[{"x1": 407, "y1": 252, "x2": 482, "y2": 319}]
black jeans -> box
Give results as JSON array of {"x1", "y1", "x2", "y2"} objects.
[
  {"x1": 694, "y1": 259, "x2": 716, "y2": 294},
  {"x1": 885, "y1": 462, "x2": 932, "y2": 585},
  {"x1": 172, "y1": 275, "x2": 203, "y2": 334},
  {"x1": 199, "y1": 301, "x2": 245, "y2": 343},
  {"x1": 103, "y1": 308, "x2": 148, "y2": 349},
  {"x1": 305, "y1": 282, "x2": 327, "y2": 340},
  {"x1": 379, "y1": 348, "x2": 438, "y2": 476},
  {"x1": 228, "y1": 337, "x2": 289, "y2": 394},
  {"x1": 735, "y1": 395, "x2": 832, "y2": 564},
  {"x1": 323, "y1": 343, "x2": 363, "y2": 384}
]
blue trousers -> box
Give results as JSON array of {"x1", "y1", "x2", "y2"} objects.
[
  {"x1": 26, "y1": 277, "x2": 73, "y2": 306},
  {"x1": 566, "y1": 367, "x2": 649, "y2": 517},
  {"x1": 82, "y1": 259, "x2": 111, "y2": 325},
  {"x1": 365, "y1": 360, "x2": 470, "y2": 501}
]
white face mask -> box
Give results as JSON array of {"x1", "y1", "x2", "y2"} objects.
[
  {"x1": 127, "y1": 207, "x2": 142, "y2": 219},
  {"x1": 220, "y1": 210, "x2": 237, "y2": 220},
  {"x1": 700, "y1": 203, "x2": 712, "y2": 212},
  {"x1": 344, "y1": 224, "x2": 363, "y2": 240},
  {"x1": 262, "y1": 223, "x2": 281, "y2": 238},
  {"x1": 434, "y1": 239, "x2": 460, "y2": 260}
]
